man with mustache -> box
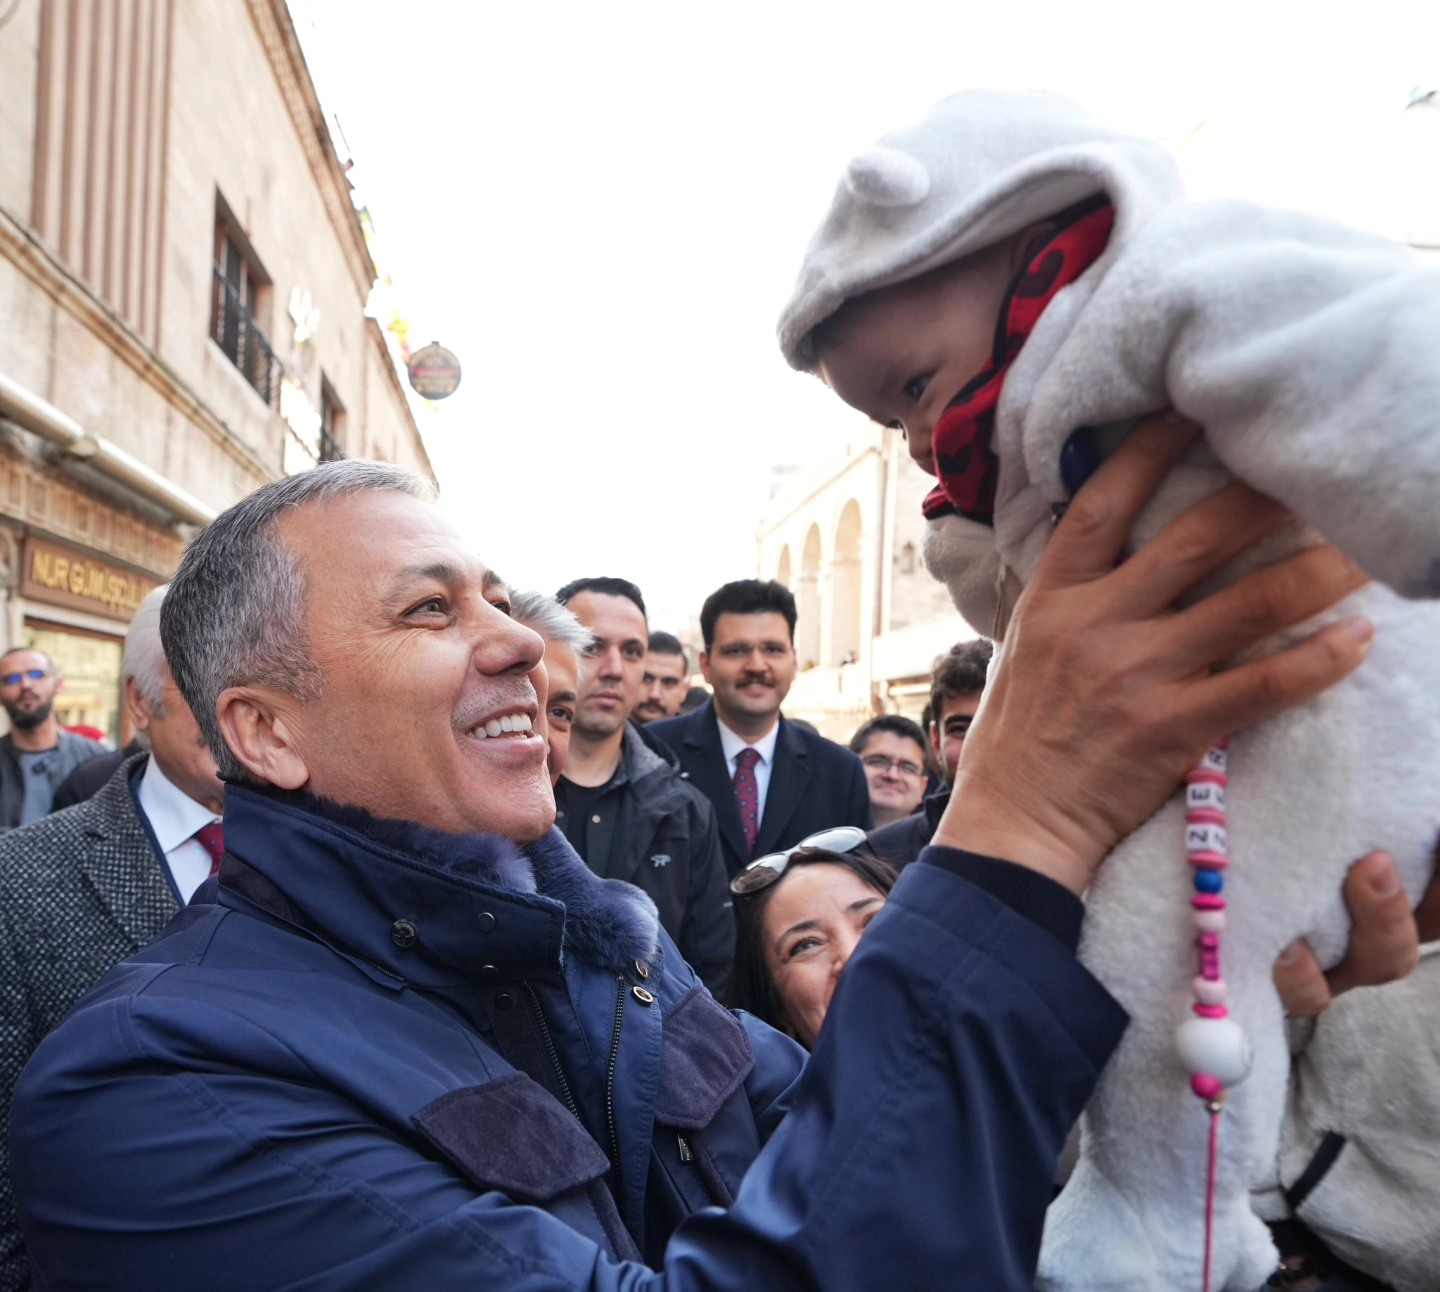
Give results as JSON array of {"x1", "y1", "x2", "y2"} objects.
[
  {"x1": 632, "y1": 632, "x2": 689, "y2": 724},
  {"x1": 0, "y1": 647, "x2": 106, "y2": 832},
  {"x1": 651, "y1": 580, "x2": 872, "y2": 878},
  {"x1": 553, "y1": 577, "x2": 733, "y2": 992}
]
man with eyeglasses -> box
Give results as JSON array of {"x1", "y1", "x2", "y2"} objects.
[
  {"x1": 552, "y1": 577, "x2": 733, "y2": 993},
  {"x1": 0, "y1": 647, "x2": 107, "y2": 832},
  {"x1": 849, "y1": 715, "x2": 931, "y2": 827}
]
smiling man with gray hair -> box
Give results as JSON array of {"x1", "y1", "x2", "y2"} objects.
[{"x1": 7, "y1": 443, "x2": 1406, "y2": 1291}]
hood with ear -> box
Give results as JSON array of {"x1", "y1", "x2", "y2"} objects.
[{"x1": 778, "y1": 89, "x2": 1185, "y2": 373}]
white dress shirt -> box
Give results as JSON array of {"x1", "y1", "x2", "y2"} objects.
[
  {"x1": 136, "y1": 756, "x2": 221, "y2": 905},
  {"x1": 716, "y1": 718, "x2": 780, "y2": 829}
]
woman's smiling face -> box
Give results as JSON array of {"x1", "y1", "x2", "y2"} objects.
[{"x1": 761, "y1": 862, "x2": 888, "y2": 1048}]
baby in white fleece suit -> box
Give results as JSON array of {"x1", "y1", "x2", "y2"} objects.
[{"x1": 779, "y1": 90, "x2": 1440, "y2": 1292}]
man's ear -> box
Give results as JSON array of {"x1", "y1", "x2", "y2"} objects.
[
  {"x1": 929, "y1": 722, "x2": 943, "y2": 761},
  {"x1": 216, "y1": 686, "x2": 310, "y2": 790},
  {"x1": 124, "y1": 676, "x2": 152, "y2": 734},
  {"x1": 698, "y1": 651, "x2": 712, "y2": 685}
]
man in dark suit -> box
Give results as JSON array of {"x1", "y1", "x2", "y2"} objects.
[
  {"x1": 650, "y1": 579, "x2": 871, "y2": 878},
  {"x1": 0, "y1": 585, "x2": 223, "y2": 1291}
]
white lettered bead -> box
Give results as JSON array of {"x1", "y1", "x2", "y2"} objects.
[
  {"x1": 1185, "y1": 822, "x2": 1228, "y2": 854},
  {"x1": 1187, "y1": 781, "x2": 1226, "y2": 812}
]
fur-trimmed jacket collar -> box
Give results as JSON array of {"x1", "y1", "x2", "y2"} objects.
[{"x1": 218, "y1": 784, "x2": 660, "y2": 984}]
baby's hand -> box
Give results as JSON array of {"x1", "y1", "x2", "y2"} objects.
[{"x1": 1274, "y1": 847, "x2": 1440, "y2": 1016}]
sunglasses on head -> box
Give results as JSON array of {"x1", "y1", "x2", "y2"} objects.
[
  {"x1": 1, "y1": 669, "x2": 49, "y2": 686},
  {"x1": 730, "y1": 826, "x2": 869, "y2": 896}
]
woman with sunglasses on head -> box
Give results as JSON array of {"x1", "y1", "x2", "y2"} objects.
[{"x1": 728, "y1": 828, "x2": 896, "y2": 1047}]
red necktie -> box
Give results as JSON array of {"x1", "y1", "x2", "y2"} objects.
[
  {"x1": 733, "y1": 748, "x2": 761, "y2": 854},
  {"x1": 195, "y1": 821, "x2": 225, "y2": 877}
]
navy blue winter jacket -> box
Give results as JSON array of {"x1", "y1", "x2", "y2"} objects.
[{"x1": 11, "y1": 784, "x2": 1126, "y2": 1289}]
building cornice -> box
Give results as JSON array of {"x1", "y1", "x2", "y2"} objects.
[
  {"x1": 365, "y1": 317, "x2": 434, "y2": 479},
  {"x1": 246, "y1": 0, "x2": 376, "y2": 303},
  {"x1": 756, "y1": 436, "x2": 882, "y2": 540}
]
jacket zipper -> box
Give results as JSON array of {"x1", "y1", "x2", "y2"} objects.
[
  {"x1": 521, "y1": 981, "x2": 581, "y2": 1121},
  {"x1": 605, "y1": 976, "x2": 626, "y2": 1206}
]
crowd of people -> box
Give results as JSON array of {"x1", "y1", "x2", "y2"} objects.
[
  {"x1": 3, "y1": 80, "x2": 1440, "y2": 1292},
  {"x1": 0, "y1": 438, "x2": 1431, "y2": 1291}
]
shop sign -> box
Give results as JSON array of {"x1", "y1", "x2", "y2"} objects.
[
  {"x1": 22, "y1": 538, "x2": 159, "y2": 620},
  {"x1": 407, "y1": 342, "x2": 462, "y2": 400}
]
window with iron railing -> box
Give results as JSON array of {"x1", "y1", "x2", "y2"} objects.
[
  {"x1": 211, "y1": 219, "x2": 279, "y2": 407},
  {"x1": 319, "y1": 377, "x2": 345, "y2": 462}
]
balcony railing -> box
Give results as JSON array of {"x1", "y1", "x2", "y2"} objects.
[
  {"x1": 211, "y1": 269, "x2": 279, "y2": 407},
  {"x1": 318, "y1": 426, "x2": 344, "y2": 463}
]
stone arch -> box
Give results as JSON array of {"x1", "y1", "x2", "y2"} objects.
[
  {"x1": 830, "y1": 500, "x2": 863, "y2": 665},
  {"x1": 775, "y1": 544, "x2": 792, "y2": 589},
  {"x1": 797, "y1": 523, "x2": 822, "y2": 669}
]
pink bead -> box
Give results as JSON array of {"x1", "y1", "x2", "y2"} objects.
[
  {"x1": 1193, "y1": 909, "x2": 1227, "y2": 934},
  {"x1": 1191, "y1": 894, "x2": 1227, "y2": 911},
  {"x1": 1197, "y1": 932, "x2": 1220, "y2": 950},
  {"x1": 1193, "y1": 976, "x2": 1228, "y2": 1006},
  {"x1": 1188, "y1": 852, "x2": 1230, "y2": 870},
  {"x1": 1193, "y1": 1002, "x2": 1229, "y2": 1019},
  {"x1": 1186, "y1": 808, "x2": 1226, "y2": 827},
  {"x1": 1191, "y1": 1073, "x2": 1224, "y2": 1100},
  {"x1": 1187, "y1": 769, "x2": 1228, "y2": 787}
]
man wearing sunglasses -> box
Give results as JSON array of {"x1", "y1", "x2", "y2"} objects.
[{"x1": 0, "y1": 647, "x2": 107, "y2": 832}]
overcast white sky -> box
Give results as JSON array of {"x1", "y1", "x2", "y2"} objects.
[{"x1": 289, "y1": 0, "x2": 1438, "y2": 629}]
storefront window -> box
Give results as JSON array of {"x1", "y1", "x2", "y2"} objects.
[{"x1": 25, "y1": 622, "x2": 123, "y2": 745}]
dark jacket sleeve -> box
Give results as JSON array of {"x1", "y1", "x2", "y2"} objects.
[
  {"x1": 669, "y1": 861, "x2": 1124, "y2": 1289},
  {"x1": 13, "y1": 862, "x2": 1124, "y2": 1291},
  {"x1": 674, "y1": 796, "x2": 734, "y2": 996}
]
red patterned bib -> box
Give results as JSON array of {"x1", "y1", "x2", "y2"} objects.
[{"x1": 922, "y1": 195, "x2": 1115, "y2": 525}]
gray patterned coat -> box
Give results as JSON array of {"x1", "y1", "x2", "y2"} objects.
[{"x1": 0, "y1": 754, "x2": 177, "y2": 1291}]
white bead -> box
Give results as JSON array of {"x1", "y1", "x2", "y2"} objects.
[
  {"x1": 1175, "y1": 1016, "x2": 1252, "y2": 1086},
  {"x1": 1193, "y1": 909, "x2": 1228, "y2": 934},
  {"x1": 1193, "y1": 976, "x2": 1228, "y2": 1006}
]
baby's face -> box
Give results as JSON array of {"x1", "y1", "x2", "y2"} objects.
[{"x1": 815, "y1": 250, "x2": 1015, "y2": 475}]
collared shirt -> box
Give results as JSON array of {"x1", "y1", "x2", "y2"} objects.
[
  {"x1": 136, "y1": 756, "x2": 220, "y2": 904},
  {"x1": 716, "y1": 717, "x2": 779, "y2": 827}
]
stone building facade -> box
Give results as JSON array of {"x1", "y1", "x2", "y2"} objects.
[
  {"x1": 0, "y1": 0, "x2": 431, "y2": 739},
  {"x1": 756, "y1": 421, "x2": 975, "y2": 742}
]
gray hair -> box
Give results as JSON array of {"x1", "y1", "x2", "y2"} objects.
[
  {"x1": 510, "y1": 589, "x2": 593, "y2": 654},
  {"x1": 123, "y1": 585, "x2": 170, "y2": 713},
  {"x1": 161, "y1": 459, "x2": 436, "y2": 784}
]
